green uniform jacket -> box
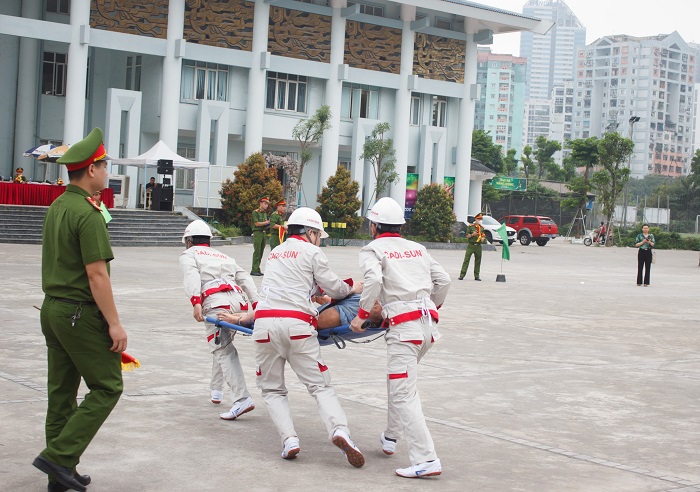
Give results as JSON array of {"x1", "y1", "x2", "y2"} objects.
[
  {"x1": 251, "y1": 209, "x2": 269, "y2": 232},
  {"x1": 466, "y1": 223, "x2": 485, "y2": 246},
  {"x1": 269, "y1": 211, "x2": 284, "y2": 249}
]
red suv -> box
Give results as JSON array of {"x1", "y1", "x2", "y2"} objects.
[{"x1": 499, "y1": 215, "x2": 559, "y2": 246}]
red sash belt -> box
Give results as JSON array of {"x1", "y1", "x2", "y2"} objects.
[
  {"x1": 388, "y1": 309, "x2": 439, "y2": 326},
  {"x1": 255, "y1": 309, "x2": 318, "y2": 328},
  {"x1": 202, "y1": 283, "x2": 242, "y2": 299}
]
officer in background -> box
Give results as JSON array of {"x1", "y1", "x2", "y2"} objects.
[
  {"x1": 33, "y1": 128, "x2": 127, "y2": 492},
  {"x1": 268, "y1": 199, "x2": 287, "y2": 250},
  {"x1": 459, "y1": 212, "x2": 486, "y2": 281},
  {"x1": 250, "y1": 196, "x2": 270, "y2": 276}
]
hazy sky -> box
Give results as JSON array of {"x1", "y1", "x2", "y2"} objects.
[{"x1": 478, "y1": 0, "x2": 700, "y2": 56}]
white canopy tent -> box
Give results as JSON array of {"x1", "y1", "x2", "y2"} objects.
[{"x1": 110, "y1": 140, "x2": 212, "y2": 213}]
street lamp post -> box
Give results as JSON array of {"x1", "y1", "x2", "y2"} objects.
[{"x1": 622, "y1": 115, "x2": 641, "y2": 228}]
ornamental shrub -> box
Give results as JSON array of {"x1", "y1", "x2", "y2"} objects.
[
  {"x1": 410, "y1": 183, "x2": 456, "y2": 242},
  {"x1": 316, "y1": 166, "x2": 363, "y2": 235},
  {"x1": 220, "y1": 153, "x2": 283, "y2": 235}
]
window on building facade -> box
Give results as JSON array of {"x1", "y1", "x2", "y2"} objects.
[
  {"x1": 175, "y1": 147, "x2": 196, "y2": 190},
  {"x1": 435, "y1": 18, "x2": 452, "y2": 30},
  {"x1": 347, "y1": 2, "x2": 384, "y2": 16},
  {"x1": 338, "y1": 159, "x2": 351, "y2": 171},
  {"x1": 410, "y1": 93, "x2": 421, "y2": 126},
  {"x1": 266, "y1": 72, "x2": 308, "y2": 113},
  {"x1": 181, "y1": 60, "x2": 229, "y2": 102},
  {"x1": 125, "y1": 55, "x2": 142, "y2": 91},
  {"x1": 431, "y1": 96, "x2": 447, "y2": 127},
  {"x1": 341, "y1": 83, "x2": 379, "y2": 119},
  {"x1": 42, "y1": 52, "x2": 67, "y2": 96},
  {"x1": 47, "y1": 0, "x2": 70, "y2": 14}
]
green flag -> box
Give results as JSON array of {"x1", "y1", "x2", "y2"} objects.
[{"x1": 496, "y1": 223, "x2": 510, "y2": 261}]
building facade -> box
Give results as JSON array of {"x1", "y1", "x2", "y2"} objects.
[
  {"x1": 520, "y1": 0, "x2": 585, "y2": 148},
  {"x1": 474, "y1": 49, "x2": 526, "y2": 156},
  {"x1": 0, "y1": 0, "x2": 549, "y2": 220},
  {"x1": 572, "y1": 32, "x2": 697, "y2": 178},
  {"x1": 548, "y1": 79, "x2": 574, "y2": 165}
]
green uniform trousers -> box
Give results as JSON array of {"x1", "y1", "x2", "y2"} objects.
[
  {"x1": 269, "y1": 233, "x2": 281, "y2": 250},
  {"x1": 40, "y1": 297, "x2": 123, "y2": 468},
  {"x1": 460, "y1": 244, "x2": 482, "y2": 279},
  {"x1": 251, "y1": 230, "x2": 268, "y2": 273}
]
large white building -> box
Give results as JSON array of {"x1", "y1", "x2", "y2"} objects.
[
  {"x1": 0, "y1": 0, "x2": 549, "y2": 220},
  {"x1": 520, "y1": 0, "x2": 585, "y2": 148},
  {"x1": 572, "y1": 32, "x2": 698, "y2": 178}
]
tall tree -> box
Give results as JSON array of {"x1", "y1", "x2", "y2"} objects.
[
  {"x1": 521, "y1": 145, "x2": 535, "y2": 180},
  {"x1": 504, "y1": 147, "x2": 519, "y2": 176},
  {"x1": 471, "y1": 129, "x2": 504, "y2": 173},
  {"x1": 561, "y1": 137, "x2": 599, "y2": 236},
  {"x1": 591, "y1": 132, "x2": 635, "y2": 246},
  {"x1": 360, "y1": 122, "x2": 399, "y2": 204},
  {"x1": 316, "y1": 166, "x2": 364, "y2": 235},
  {"x1": 292, "y1": 105, "x2": 331, "y2": 203},
  {"x1": 534, "y1": 135, "x2": 562, "y2": 180}
]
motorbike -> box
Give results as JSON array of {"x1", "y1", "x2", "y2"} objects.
[{"x1": 583, "y1": 229, "x2": 607, "y2": 246}]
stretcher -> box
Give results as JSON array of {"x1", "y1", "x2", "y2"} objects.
[{"x1": 205, "y1": 316, "x2": 386, "y2": 349}]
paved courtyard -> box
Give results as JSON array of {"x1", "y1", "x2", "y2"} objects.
[{"x1": 1, "y1": 240, "x2": 699, "y2": 491}]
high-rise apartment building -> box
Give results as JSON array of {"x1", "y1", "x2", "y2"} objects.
[
  {"x1": 520, "y1": 0, "x2": 585, "y2": 148},
  {"x1": 474, "y1": 49, "x2": 527, "y2": 155},
  {"x1": 572, "y1": 32, "x2": 697, "y2": 178},
  {"x1": 548, "y1": 80, "x2": 574, "y2": 164}
]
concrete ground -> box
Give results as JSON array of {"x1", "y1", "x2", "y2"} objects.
[{"x1": 1, "y1": 240, "x2": 699, "y2": 492}]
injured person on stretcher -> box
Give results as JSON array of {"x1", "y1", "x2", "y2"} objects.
[{"x1": 217, "y1": 294, "x2": 384, "y2": 330}]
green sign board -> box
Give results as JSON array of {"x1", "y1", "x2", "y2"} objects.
[{"x1": 490, "y1": 176, "x2": 527, "y2": 191}]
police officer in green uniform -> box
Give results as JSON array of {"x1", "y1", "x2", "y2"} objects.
[
  {"x1": 250, "y1": 196, "x2": 270, "y2": 276},
  {"x1": 268, "y1": 199, "x2": 287, "y2": 250},
  {"x1": 459, "y1": 212, "x2": 486, "y2": 281},
  {"x1": 32, "y1": 128, "x2": 128, "y2": 492}
]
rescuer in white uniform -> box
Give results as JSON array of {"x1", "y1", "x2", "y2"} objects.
[
  {"x1": 253, "y1": 208, "x2": 365, "y2": 467},
  {"x1": 180, "y1": 220, "x2": 258, "y2": 420},
  {"x1": 350, "y1": 197, "x2": 451, "y2": 478}
]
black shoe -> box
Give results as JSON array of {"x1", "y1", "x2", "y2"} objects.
[
  {"x1": 48, "y1": 474, "x2": 90, "y2": 492},
  {"x1": 458, "y1": 276, "x2": 464, "y2": 280},
  {"x1": 33, "y1": 456, "x2": 86, "y2": 492},
  {"x1": 475, "y1": 278, "x2": 481, "y2": 281},
  {"x1": 250, "y1": 271, "x2": 263, "y2": 277}
]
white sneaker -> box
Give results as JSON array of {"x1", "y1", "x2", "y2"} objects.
[
  {"x1": 210, "y1": 390, "x2": 223, "y2": 404},
  {"x1": 331, "y1": 429, "x2": 365, "y2": 468},
  {"x1": 380, "y1": 432, "x2": 397, "y2": 455},
  {"x1": 395, "y1": 458, "x2": 442, "y2": 478},
  {"x1": 281, "y1": 437, "x2": 300, "y2": 460},
  {"x1": 219, "y1": 396, "x2": 255, "y2": 420}
]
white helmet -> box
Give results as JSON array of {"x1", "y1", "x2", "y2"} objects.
[
  {"x1": 287, "y1": 207, "x2": 329, "y2": 238},
  {"x1": 366, "y1": 197, "x2": 405, "y2": 225},
  {"x1": 182, "y1": 220, "x2": 212, "y2": 243}
]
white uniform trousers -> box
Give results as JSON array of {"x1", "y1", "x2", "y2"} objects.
[
  {"x1": 385, "y1": 320, "x2": 438, "y2": 465},
  {"x1": 204, "y1": 307, "x2": 250, "y2": 403},
  {"x1": 253, "y1": 318, "x2": 349, "y2": 444},
  {"x1": 210, "y1": 356, "x2": 224, "y2": 392}
]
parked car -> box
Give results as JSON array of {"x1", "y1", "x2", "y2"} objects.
[
  {"x1": 498, "y1": 215, "x2": 559, "y2": 246},
  {"x1": 467, "y1": 214, "x2": 516, "y2": 246}
]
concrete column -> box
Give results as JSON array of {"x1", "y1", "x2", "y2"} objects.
[
  {"x1": 468, "y1": 178, "x2": 484, "y2": 216},
  {"x1": 14, "y1": 0, "x2": 42, "y2": 175},
  {"x1": 244, "y1": 0, "x2": 271, "y2": 158},
  {"x1": 159, "y1": 0, "x2": 185, "y2": 149},
  {"x1": 454, "y1": 34, "x2": 478, "y2": 223},
  {"x1": 319, "y1": 0, "x2": 347, "y2": 188},
  {"x1": 62, "y1": 0, "x2": 90, "y2": 148},
  {"x1": 389, "y1": 4, "x2": 415, "y2": 209}
]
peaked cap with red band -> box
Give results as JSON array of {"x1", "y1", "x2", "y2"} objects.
[{"x1": 57, "y1": 127, "x2": 112, "y2": 171}]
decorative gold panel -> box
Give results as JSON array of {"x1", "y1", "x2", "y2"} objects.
[
  {"x1": 91, "y1": 0, "x2": 169, "y2": 39},
  {"x1": 344, "y1": 21, "x2": 401, "y2": 74},
  {"x1": 413, "y1": 34, "x2": 466, "y2": 83},
  {"x1": 268, "y1": 7, "x2": 331, "y2": 63},
  {"x1": 184, "y1": 0, "x2": 254, "y2": 51}
]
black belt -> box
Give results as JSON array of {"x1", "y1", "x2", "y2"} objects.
[{"x1": 51, "y1": 296, "x2": 97, "y2": 305}]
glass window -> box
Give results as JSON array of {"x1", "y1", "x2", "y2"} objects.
[
  {"x1": 410, "y1": 93, "x2": 420, "y2": 126},
  {"x1": 125, "y1": 55, "x2": 142, "y2": 91},
  {"x1": 180, "y1": 60, "x2": 229, "y2": 102},
  {"x1": 341, "y1": 83, "x2": 379, "y2": 119},
  {"x1": 431, "y1": 96, "x2": 447, "y2": 127},
  {"x1": 265, "y1": 72, "x2": 308, "y2": 113},
  {"x1": 47, "y1": 0, "x2": 70, "y2": 14},
  {"x1": 42, "y1": 52, "x2": 67, "y2": 96},
  {"x1": 175, "y1": 147, "x2": 196, "y2": 190}
]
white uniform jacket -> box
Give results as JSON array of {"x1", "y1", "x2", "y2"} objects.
[
  {"x1": 255, "y1": 236, "x2": 353, "y2": 321},
  {"x1": 357, "y1": 233, "x2": 451, "y2": 326},
  {"x1": 180, "y1": 245, "x2": 259, "y2": 311}
]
